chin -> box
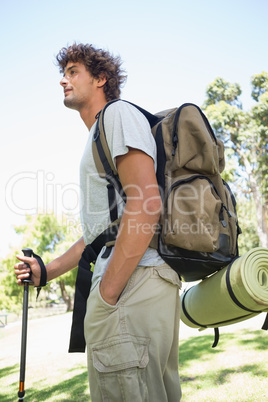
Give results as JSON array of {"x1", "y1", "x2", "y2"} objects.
[{"x1": 64, "y1": 98, "x2": 78, "y2": 110}]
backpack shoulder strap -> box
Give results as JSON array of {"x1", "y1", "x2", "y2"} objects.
[
  {"x1": 91, "y1": 99, "x2": 161, "y2": 235},
  {"x1": 92, "y1": 99, "x2": 160, "y2": 188},
  {"x1": 92, "y1": 99, "x2": 127, "y2": 223},
  {"x1": 92, "y1": 99, "x2": 160, "y2": 175},
  {"x1": 92, "y1": 99, "x2": 119, "y2": 179}
]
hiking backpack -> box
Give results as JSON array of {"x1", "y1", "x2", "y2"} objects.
[{"x1": 92, "y1": 100, "x2": 241, "y2": 282}]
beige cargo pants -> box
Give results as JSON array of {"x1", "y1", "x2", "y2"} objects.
[{"x1": 84, "y1": 263, "x2": 182, "y2": 402}]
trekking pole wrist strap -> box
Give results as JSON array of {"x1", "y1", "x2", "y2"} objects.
[{"x1": 32, "y1": 252, "x2": 47, "y2": 287}]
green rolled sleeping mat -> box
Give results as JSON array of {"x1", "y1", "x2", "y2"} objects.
[{"x1": 180, "y1": 247, "x2": 268, "y2": 342}]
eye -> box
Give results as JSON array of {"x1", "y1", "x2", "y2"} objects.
[{"x1": 63, "y1": 69, "x2": 78, "y2": 80}]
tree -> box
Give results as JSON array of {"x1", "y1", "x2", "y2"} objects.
[
  {"x1": 251, "y1": 72, "x2": 268, "y2": 101},
  {"x1": 1, "y1": 212, "x2": 81, "y2": 312},
  {"x1": 202, "y1": 73, "x2": 268, "y2": 249},
  {"x1": 203, "y1": 77, "x2": 242, "y2": 108}
]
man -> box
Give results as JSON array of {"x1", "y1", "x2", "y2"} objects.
[{"x1": 15, "y1": 43, "x2": 182, "y2": 401}]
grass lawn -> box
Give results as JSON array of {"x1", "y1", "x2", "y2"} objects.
[
  {"x1": 0, "y1": 312, "x2": 89, "y2": 401},
  {"x1": 179, "y1": 328, "x2": 267, "y2": 401},
  {"x1": 0, "y1": 312, "x2": 267, "y2": 401}
]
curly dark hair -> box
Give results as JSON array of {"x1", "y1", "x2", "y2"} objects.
[{"x1": 56, "y1": 43, "x2": 127, "y2": 102}]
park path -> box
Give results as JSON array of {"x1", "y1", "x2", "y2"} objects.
[
  {"x1": 1, "y1": 310, "x2": 266, "y2": 372},
  {"x1": 0, "y1": 312, "x2": 86, "y2": 372}
]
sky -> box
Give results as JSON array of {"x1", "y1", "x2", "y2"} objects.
[{"x1": 1, "y1": 0, "x2": 268, "y2": 258}]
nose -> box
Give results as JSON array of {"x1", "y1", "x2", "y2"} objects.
[{"x1": 60, "y1": 76, "x2": 68, "y2": 87}]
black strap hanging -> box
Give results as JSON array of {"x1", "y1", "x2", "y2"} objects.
[{"x1": 69, "y1": 223, "x2": 120, "y2": 353}]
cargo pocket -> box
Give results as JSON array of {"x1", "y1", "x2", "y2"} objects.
[{"x1": 92, "y1": 334, "x2": 150, "y2": 402}]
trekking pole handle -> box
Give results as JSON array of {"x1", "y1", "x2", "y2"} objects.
[{"x1": 22, "y1": 248, "x2": 34, "y2": 284}]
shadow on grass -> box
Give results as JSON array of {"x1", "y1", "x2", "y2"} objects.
[
  {"x1": 0, "y1": 366, "x2": 90, "y2": 402},
  {"x1": 179, "y1": 331, "x2": 227, "y2": 366},
  {"x1": 216, "y1": 364, "x2": 267, "y2": 384},
  {"x1": 238, "y1": 328, "x2": 268, "y2": 350},
  {"x1": 179, "y1": 329, "x2": 267, "y2": 365},
  {"x1": 179, "y1": 329, "x2": 267, "y2": 387},
  {"x1": 180, "y1": 362, "x2": 268, "y2": 391},
  {"x1": 0, "y1": 363, "x2": 19, "y2": 378}
]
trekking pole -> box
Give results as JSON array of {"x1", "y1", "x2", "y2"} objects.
[{"x1": 18, "y1": 248, "x2": 34, "y2": 402}]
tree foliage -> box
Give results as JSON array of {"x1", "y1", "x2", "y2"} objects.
[
  {"x1": 251, "y1": 72, "x2": 268, "y2": 102},
  {"x1": 202, "y1": 72, "x2": 268, "y2": 249},
  {"x1": 203, "y1": 77, "x2": 242, "y2": 109},
  {"x1": 1, "y1": 212, "x2": 82, "y2": 312}
]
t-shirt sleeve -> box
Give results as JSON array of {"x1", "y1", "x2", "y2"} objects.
[{"x1": 103, "y1": 101, "x2": 157, "y2": 171}]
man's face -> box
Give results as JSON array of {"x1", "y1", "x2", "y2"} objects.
[{"x1": 60, "y1": 62, "x2": 95, "y2": 111}]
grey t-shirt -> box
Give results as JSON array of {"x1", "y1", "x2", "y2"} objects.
[{"x1": 80, "y1": 100, "x2": 164, "y2": 289}]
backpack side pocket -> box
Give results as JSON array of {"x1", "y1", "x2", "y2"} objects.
[{"x1": 162, "y1": 175, "x2": 223, "y2": 253}]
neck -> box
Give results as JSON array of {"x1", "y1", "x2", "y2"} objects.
[{"x1": 80, "y1": 98, "x2": 107, "y2": 130}]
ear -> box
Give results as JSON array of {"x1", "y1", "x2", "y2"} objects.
[{"x1": 97, "y1": 73, "x2": 107, "y2": 88}]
